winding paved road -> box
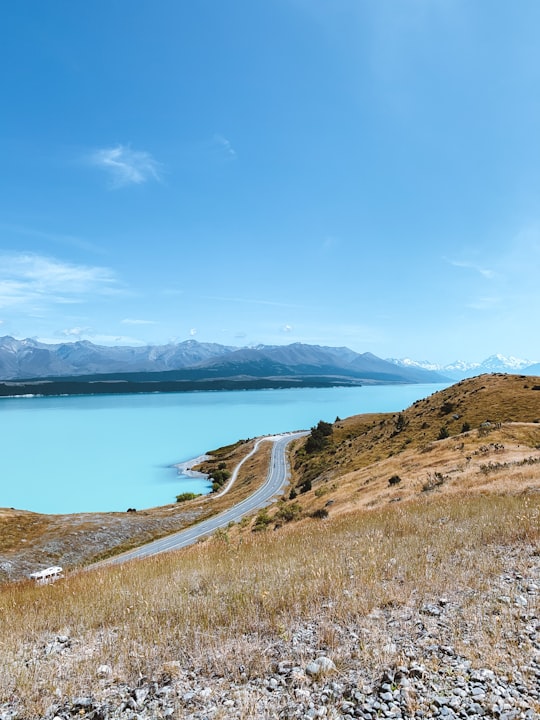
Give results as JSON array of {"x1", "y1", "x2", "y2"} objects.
[{"x1": 95, "y1": 431, "x2": 307, "y2": 567}]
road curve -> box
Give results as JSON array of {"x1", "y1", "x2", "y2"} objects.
[{"x1": 94, "y1": 431, "x2": 307, "y2": 567}]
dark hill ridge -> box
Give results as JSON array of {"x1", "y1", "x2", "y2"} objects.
[
  {"x1": 193, "y1": 345, "x2": 444, "y2": 383},
  {"x1": 0, "y1": 337, "x2": 449, "y2": 396}
]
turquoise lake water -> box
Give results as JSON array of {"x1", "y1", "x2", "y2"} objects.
[{"x1": 0, "y1": 384, "x2": 447, "y2": 514}]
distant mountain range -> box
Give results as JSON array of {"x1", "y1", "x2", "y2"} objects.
[
  {"x1": 387, "y1": 353, "x2": 540, "y2": 380},
  {"x1": 0, "y1": 337, "x2": 449, "y2": 396},
  {"x1": 1, "y1": 337, "x2": 537, "y2": 398},
  {"x1": 0, "y1": 336, "x2": 234, "y2": 379}
]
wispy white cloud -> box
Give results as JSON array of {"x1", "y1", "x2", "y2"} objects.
[
  {"x1": 61, "y1": 326, "x2": 92, "y2": 338},
  {"x1": 213, "y1": 134, "x2": 237, "y2": 159},
  {"x1": 0, "y1": 253, "x2": 119, "y2": 310},
  {"x1": 90, "y1": 144, "x2": 162, "y2": 188},
  {"x1": 445, "y1": 257, "x2": 496, "y2": 279},
  {"x1": 121, "y1": 318, "x2": 156, "y2": 326},
  {"x1": 282, "y1": 324, "x2": 293, "y2": 333},
  {"x1": 36, "y1": 331, "x2": 146, "y2": 346},
  {"x1": 322, "y1": 235, "x2": 340, "y2": 252},
  {"x1": 0, "y1": 223, "x2": 105, "y2": 254},
  {"x1": 79, "y1": 333, "x2": 146, "y2": 346},
  {"x1": 466, "y1": 296, "x2": 500, "y2": 311},
  {"x1": 201, "y1": 294, "x2": 307, "y2": 309},
  {"x1": 189, "y1": 328, "x2": 197, "y2": 337}
]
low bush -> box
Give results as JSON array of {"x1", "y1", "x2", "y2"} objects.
[
  {"x1": 422, "y1": 471, "x2": 447, "y2": 492},
  {"x1": 252, "y1": 508, "x2": 271, "y2": 532},
  {"x1": 438, "y1": 426, "x2": 450, "y2": 440},
  {"x1": 275, "y1": 502, "x2": 302, "y2": 523},
  {"x1": 175, "y1": 492, "x2": 201, "y2": 503}
]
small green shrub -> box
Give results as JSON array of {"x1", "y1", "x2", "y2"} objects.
[
  {"x1": 275, "y1": 502, "x2": 302, "y2": 523},
  {"x1": 305, "y1": 420, "x2": 333, "y2": 453},
  {"x1": 176, "y1": 492, "x2": 201, "y2": 503},
  {"x1": 300, "y1": 479, "x2": 312, "y2": 494},
  {"x1": 209, "y1": 468, "x2": 232, "y2": 492},
  {"x1": 209, "y1": 469, "x2": 231, "y2": 485},
  {"x1": 252, "y1": 508, "x2": 271, "y2": 532},
  {"x1": 438, "y1": 426, "x2": 450, "y2": 440}
]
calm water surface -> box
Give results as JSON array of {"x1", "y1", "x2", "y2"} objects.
[{"x1": 0, "y1": 384, "x2": 447, "y2": 514}]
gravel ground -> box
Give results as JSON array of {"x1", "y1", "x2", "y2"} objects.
[{"x1": 2, "y1": 546, "x2": 538, "y2": 720}]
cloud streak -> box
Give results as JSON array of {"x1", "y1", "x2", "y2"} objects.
[
  {"x1": 201, "y1": 294, "x2": 308, "y2": 309},
  {"x1": 0, "y1": 223, "x2": 105, "y2": 254},
  {"x1": 90, "y1": 144, "x2": 162, "y2": 188},
  {"x1": 466, "y1": 296, "x2": 500, "y2": 311},
  {"x1": 213, "y1": 134, "x2": 237, "y2": 158},
  {"x1": 0, "y1": 253, "x2": 119, "y2": 310},
  {"x1": 445, "y1": 258, "x2": 495, "y2": 279},
  {"x1": 121, "y1": 318, "x2": 156, "y2": 326}
]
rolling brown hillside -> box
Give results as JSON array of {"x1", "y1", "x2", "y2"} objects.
[{"x1": 263, "y1": 373, "x2": 540, "y2": 525}]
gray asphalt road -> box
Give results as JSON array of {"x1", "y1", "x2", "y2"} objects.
[{"x1": 94, "y1": 431, "x2": 307, "y2": 567}]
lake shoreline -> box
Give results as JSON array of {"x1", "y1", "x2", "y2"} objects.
[
  {"x1": 0, "y1": 384, "x2": 449, "y2": 514},
  {"x1": 173, "y1": 454, "x2": 212, "y2": 482}
]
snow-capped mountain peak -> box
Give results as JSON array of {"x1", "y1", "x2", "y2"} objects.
[
  {"x1": 388, "y1": 354, "x2": 538, "y2": 380},
  {"x1": 480, "y1": 354, "x2": 534, "y2": 371}
]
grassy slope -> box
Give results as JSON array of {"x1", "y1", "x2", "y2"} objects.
[
  {"x1": 1, "y1": 374, "x2": 539, "y2": 717},
  {"x1": 284, "y1": 373, "x2": 540, "y2": 517}
]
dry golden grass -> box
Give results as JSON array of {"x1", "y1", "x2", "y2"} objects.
[
  {"x1": 1, "y1": 491, "x2": 538, "y2": 717},
  {"x1": 1, "y1": 375, "x2": 540, "y2": 717},
  {"x1": 0, "y1": 508, "x2": 53, "y2": 551},
  {"x1": 288, "y1": 422, "x2": 540, "y2": 519},
  {"x1": 290, "y1": 374, "x2": 540, "y2": 497}
]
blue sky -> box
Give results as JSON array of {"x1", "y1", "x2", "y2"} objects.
[{"x1": 1, "y1": 1, "x2": 538, "y2": 364}]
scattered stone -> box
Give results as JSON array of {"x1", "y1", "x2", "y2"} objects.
[
  {"x1": 96, "y1": 664, "x2": 112, "y2": 678},
  {"x1": 422, "y1": 603, "x2": 442, "y2": 617},
  {"x1": 72, "y1": 696, "x2": 93, "y2": 708},
  {"x1": 2, "y1": 547, "x2": 538, "y2": 720},
  {"x1": 306, "y1": 656, "x2": 337, "y2": 677}
]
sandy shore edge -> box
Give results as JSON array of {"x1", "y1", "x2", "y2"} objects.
[{"x1": 173, "y1": 454, "x2": 212, "y2": 479}]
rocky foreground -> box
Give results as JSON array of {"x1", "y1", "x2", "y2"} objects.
[{"x1": 2, "y1": 546, "x2": 538, "y2": 720}]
